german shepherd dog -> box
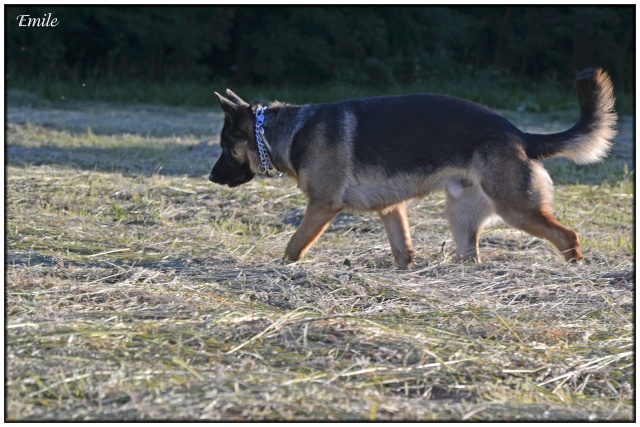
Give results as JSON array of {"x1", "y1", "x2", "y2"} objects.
[{"x1": 210, "y1": 68, "x2": 616, "y2": 269}]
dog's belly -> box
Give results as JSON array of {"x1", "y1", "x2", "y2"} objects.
[{"x1": 341, "y1": 168, "x2": 472, "y2": 211}]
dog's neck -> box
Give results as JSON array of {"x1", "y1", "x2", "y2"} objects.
[
  {"x1": 253, "y1": 102, "x2": 308, "y2": 179},
  {"x1": 254, "y1": 107, "x2": 282, "y2": 177}
]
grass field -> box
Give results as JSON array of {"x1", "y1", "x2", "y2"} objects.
[{"x1": 5, "y1": 90, "x2": 634, "y2": 421}]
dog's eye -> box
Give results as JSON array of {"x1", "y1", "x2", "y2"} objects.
[{"x1": 230, "y1": 148, "x2": 238, "y2": 156}]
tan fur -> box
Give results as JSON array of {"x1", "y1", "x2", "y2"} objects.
[
  {"x1": 254, "y1": 138, "x2": 584, "y2": 267},
  {"x1": 549, "y1": 68, "x2": 617, "y2": 164},
  {"x1": 445, "y1": 182, "x2": 495, "y2": 262},
  {"x1": 285, "y1": 202, "x2": 342, "y2": 262},
  {"x1": 470, "y1": 150, "x2": 582, "y2": 263},
  {"x1": 240, "y1": 141, "x2": 263, "y2": 175},
  {"x1": 281, "y1": 151, "x2": 583, "y2": 267},
  {"x1": 341, "y1": 166, "x2": 477, "y2": 211},
  {"x1": 377, "y1": 202, "x2": 414, "y2": 268}
]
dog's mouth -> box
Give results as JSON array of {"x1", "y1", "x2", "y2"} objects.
[{"x1": 211, "y1": 172, "x2": 254, "y2": 188}]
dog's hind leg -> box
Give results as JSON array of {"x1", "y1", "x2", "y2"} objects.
[
  {"x1": 481, "y1": 158, "x2": 582, "y2": 262},
  {"x1": 377, "y1": 202, "x2": 414, "y2": 269},
  {"x1": 445, "y1": 181, "x2": 495, "y2": 262},
  {"x1": 508, "y1": 210, "x2": 582, "y2": 262},
  {"x1": 285, "y1": 203, "x2": 342, "y2": 263}
]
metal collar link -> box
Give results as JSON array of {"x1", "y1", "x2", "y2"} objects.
[{"x1": 255, "y1": 107, "x2": 282, "y2": 177}]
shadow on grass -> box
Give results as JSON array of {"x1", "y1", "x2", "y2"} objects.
[
  {"x1": 6, "y1": 103, "x2": 222, "y2": 177},
  {"x1": 7, "y1": 104, "x2": 221, "y2": 138},
  {"x1": 6, "y1": 140, "x2": 219, "y2": 177}
]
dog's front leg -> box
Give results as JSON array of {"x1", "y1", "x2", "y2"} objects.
[
  {"x1": 285, "y1": 203, "x2": 342, "y2": 263},
  {"x1": 377, "y1": 202, "x2": 414, "y2": 269}
]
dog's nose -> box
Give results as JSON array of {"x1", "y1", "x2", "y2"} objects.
[{"x1": 209, "y1": 172, "x2": 216, "y2": 182}]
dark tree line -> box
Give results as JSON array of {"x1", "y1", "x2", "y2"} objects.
[{"x1": 5, "y1": 6, "x2": 634, "y2": 89}]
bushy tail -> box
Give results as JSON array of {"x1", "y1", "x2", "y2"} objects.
[{"x1": 524, "y1": 68, "x2": 617, "y2": 164}]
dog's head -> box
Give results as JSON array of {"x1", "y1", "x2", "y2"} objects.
[{"x1": 209, "y1": 89, "x2": 260, "y2": 187}]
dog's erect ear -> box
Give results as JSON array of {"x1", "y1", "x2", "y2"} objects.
[
  {"x1": 225, "y1": 89, "x2": 249, "y2": 106},
  {"x1": 215, "y1": 92, "x2": 241, "y2": 118}
]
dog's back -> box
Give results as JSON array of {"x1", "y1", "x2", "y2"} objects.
[{"x1": 347, "y1": 94, "x2": 522, "y2": 172}]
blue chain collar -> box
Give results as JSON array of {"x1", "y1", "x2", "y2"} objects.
[{"x1": 255, "y1": 107, "x2": 282, "y2": 177}]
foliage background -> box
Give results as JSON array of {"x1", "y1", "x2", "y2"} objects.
[{"x1": 5, "y1": 6, "x2": 635, "y2": 99}]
